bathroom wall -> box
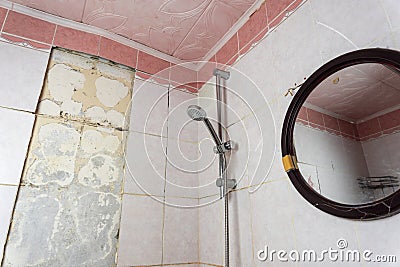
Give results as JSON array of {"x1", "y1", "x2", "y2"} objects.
[
  {"x1": 1, "y1": 0, "x2": 400, "y2": 266},
  {"x1": 197, "y1": 0, "x2": 400, "y2": 266},
  {"x1": 0, "y1": 5, "x2": 203, "y2": 266},
  {"x1": 118, "y1": 77, "x2": 201, "y2": 266},
  {"x1": 294, "y1": 122, "x2": 368, "y2": 203}
]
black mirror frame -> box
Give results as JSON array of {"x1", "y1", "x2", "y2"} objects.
[{"x1": 281, "y1": 48, "x2": 400, "y2": 220}]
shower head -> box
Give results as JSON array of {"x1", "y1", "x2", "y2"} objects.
[
  {"x1": 187, "y1": 105, "x2": 207, "y2": 121},
  {"x1": 187, "y1": 104, "x2": 222, "y2": 146}
]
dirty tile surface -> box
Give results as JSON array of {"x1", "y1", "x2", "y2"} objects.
[{"x1": 3, "y1": 48, "x2": 134, "y2": 266}]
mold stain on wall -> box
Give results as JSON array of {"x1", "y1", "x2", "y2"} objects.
[{"x1": 3, "y1": 49, "x2": 134, "y2": 266}]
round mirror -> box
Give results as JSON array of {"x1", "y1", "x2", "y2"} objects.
[{"x1": 282, "y1": 48, "x2": 400, "y2": 219}]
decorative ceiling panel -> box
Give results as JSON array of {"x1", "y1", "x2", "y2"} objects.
[
  {"x1": 307, "y1": 63, "x2": 400, "y2": 121},
  {"x1": 9, "y1": 0, "x2": 257, "y2": 61},
  {"x1": 10, "y1": 0, "x2": 86, "y2": 21}
]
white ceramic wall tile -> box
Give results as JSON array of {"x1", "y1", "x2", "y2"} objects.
[
  {"x1": 294, "y1": 124, "x2": 368, "y2": 204},
  {"x1": 288, "y1": 183, "x2": 362, "y2": 267},
  {"x1": 129, "y1": 79, "x2": 169, "y2": 136},
  {"x1": 0, "y1": 107, "x2": 35, "y2": 185},
  {"x1": 250, "y1": 180, "x2": 297, "y2": 267},
  {"x1": 124, "y1": 132, "x2": 166, "y2": 197},
  {"x1": 243, "y1": 107, "x2": 277, "y2": 188},
  {"x1": 229, "y1": 189, "x2": 254, "y2": 267},
  {"x1": 117, "y1": 194, "x2": 163, "y2": 266},
  {"x1": 226, "y1": 120, "x2": 249, "y2": 189},
  {"x1": 165, "y1": 139, "x2": 199, "y2": 200},
  {"x1": 197, "y1": 157, "x2": 220, "y2": 199},
  {"x1": 168, "y1": 89, "x2": 198, "y2": 142},
  {"x1": 310, "y1": 0, "x2": 391, "y2": 62},
  {"x1": 269, "y1": 1, "x2": 323, "y2": 94},
  {"x1": 381, "y1": 0, "x2": 400, "y2": 31},
  {"x1": 163, "y1": 198, "x2": 198, "y2": 264},
  {"x1": 198, "y1": 197, "x2": 224, "y2": 266},
  {"x1": 0, "y1": 43, "x2": 49, "y2": 112},
  {"x1": 0, "y1": 185, "x2": 18, "y2": 260},
  {"x1": 362, "y1": 132, "x2": 400, "y2": 178},
  {"x1": 355, "y1": 215, "x2": 400, "y2": 265}
]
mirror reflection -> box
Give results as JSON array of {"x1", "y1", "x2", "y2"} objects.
[{"x1": 294, "y1": 63, "x2": 400, "y2": 204}]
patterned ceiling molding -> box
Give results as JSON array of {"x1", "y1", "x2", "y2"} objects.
[
  {"x1": 0, "y1": 0, "x2": 193, "y2": 68},
  {"x1": 200, "y1": 0, "x2": 264, "y2": 65},
  {"x1": 0, "y1": 0, "x2": 264, "y2": 71}
]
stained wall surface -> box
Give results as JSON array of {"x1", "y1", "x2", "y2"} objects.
[{"x1": 3, "y1": 48, "x2": 134, "y2": 266}]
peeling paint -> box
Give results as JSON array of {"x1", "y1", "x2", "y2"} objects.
[
  {"x1": 95, "y1": 76, "x2": 129, "y2": 108},
  {"x1": 48, "y1": 64, "x2": 86, "y2": 102},
  {"x1": 37, "y1": 48, "x2": 134, "y2": 129}
]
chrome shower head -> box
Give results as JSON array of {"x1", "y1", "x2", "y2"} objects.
[{"x1": 187, "y1": 105, "x2": 207, "y2": 121}]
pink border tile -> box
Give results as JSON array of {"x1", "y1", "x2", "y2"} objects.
[
  {"x1": 0, "y1": 33, "x2": 51, "y2": 50},
  {"x1": 170, "y1": 64, "x2": 197, "y2": 89},
  {"x1": 383, "y1": 125, "x2": 400, "y2": 135},
  {"x1": 0, "y1": 7, "x2": 7, "y2": 28},
  {"x1": 325, "y1": 127, "x2": 341, "y2": 137},
  {"x1": 216, "y1": 33, "x2": 239, "y2": 66},
  {"x1": 297, "y1": 106, "x2": 308, "y2": 121},
  {"x1": 197, "y1": 57, "x2": 216, "y2": 85},
  {"x1": 238, "y1": 3, "x2": 268, "y2": 52},
  {"x1": 3, "y1": 11, "x2": 56, "y2": 44},
  {"x1": 338, "y1": 119, "x2": 355, "y2": 137},
  {"x1": 307, "y1": 108, "x2": 324, "y2": 126},
  {"x1": 54, "y1": 26, "x2": 100, "y2": 56},
  {"x1": 99, "y1": 37, "x2": 138, "y2": 68},
  {"x1": 378, "y1": 109, "x2": 400, "y2": 131},
  {"x1": 137, "y1": 51, "x2": 170, "y2": 78},
  {"x1": 322, "y1": 114, "x2": 339, "y2": 131},
  {"x1": 308, "y1": 122, "x2": 325, "y2": 131},
  {"x1": 357, "y1": 118, "x2": 381, "y2": 139}
]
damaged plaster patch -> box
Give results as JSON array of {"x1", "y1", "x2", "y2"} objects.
[
  {"x1": 96, "y1": 60, "x2": 132, "y2": 81},
  {"x1": 4, "y1": 48, "x2": 132, "y2": 266},
  {"x1": 48, "y1": 64, "x2": 86, "y2": 102},
  {"x1": 37, "y1": 99, "x2": 61, "y2": 116},
  {"x1": 95, "y1": 76, "x2": 129, "y2": 107},
  {"x1": 78, "y1": 154, "x2": 119, "y2": 187},
  {"x1": 4, "y1": 186, "x2": 120, "y2": 267},
  {"x1": 37, "y1": 49, "x2": 134, "y2": 129},
  {"x1": 24, "y1": 120, "x2": 80, "y2": 186},
  {"x1": 4, "y1": 193, "x2": 60, "y2": 266},
  {"x1": 52, "y1": 49, "x2": 94, "y2": 69},
  {"x1": 106, "y1": 110, "x2": 125, "y2": 128},
  {"x1": 60, "y1": 99, "x2": 83, "y2": 115},
  {"x1": 85, "y1": 106, "x2": 107, "y2": 122}
]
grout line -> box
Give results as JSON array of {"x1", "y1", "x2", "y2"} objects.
[
  {"x1": 248, "y1": 185, "x2": 256, "y2": 266},
  {"x1": 51, "y1": 24, "x2": 57, "y2": 46},
  {"x1": 97, "y1": 33, "x2": 101, "y2": 56},
  {"x1": 123, "y1": 192, "x2": 200, "y2": 200},
  {"x1": 161, "y1": 85, "x2": 171, "y2": 265},
  {"x1": 0, "y1": 183, "x2": 18, "y2": 187}
]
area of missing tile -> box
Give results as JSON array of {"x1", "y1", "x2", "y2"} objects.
[{"x1": 2, "y1": 48, "x2": 134, "y2": 266}]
